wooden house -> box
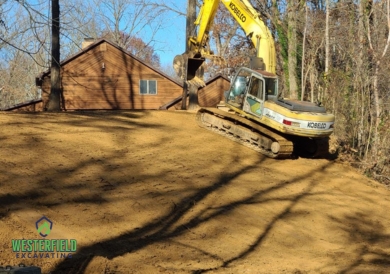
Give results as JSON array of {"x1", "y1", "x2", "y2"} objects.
[
  {"x1": 159, "y1": 74, "x2": 230, "y2": 110},
  {"x1": 198, "y1": 74, "x2": 230, "y2": 107},
  {"x1": 35, "y1": 39, "x2": 184, "y2": 110}
]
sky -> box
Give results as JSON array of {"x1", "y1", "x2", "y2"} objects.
[
  {"x1": 1, "y1": 0, "x2": 188, "y2": 69},
  {"x1": 153, "y1": 9, "x2": 187, "y2": 67},
  {"x1": 90, "y1": 0, "x2": 189, "y2": 68},
  {"x1": 112, "y1": 0, "x2": 189, "y2": 69}
]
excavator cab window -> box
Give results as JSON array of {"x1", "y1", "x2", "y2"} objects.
[
  {"x1": 231, "y1": 76, "x2": 247, "y2": 96},
  {"x1": 228, "y1": 77, "x2": 247, "y2": 106},
  {"x1": 227, "y1": 69, "x2": 251, "y2": 107},
  {"x1": 264, "y1": 77, "x2": 278, "y2": 97},
  {"x1": 248, "y1": 77, "x2": 264, "y2": 100}
]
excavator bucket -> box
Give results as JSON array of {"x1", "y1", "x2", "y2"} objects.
[
  {"x1": 173, "y1": 53, "x2": 206, "y2": 87},
  {"x1": 186, "y1": 57, "x2": 205, "y2": 81}
]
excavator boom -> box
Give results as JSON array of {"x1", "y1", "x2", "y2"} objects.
[{"x1": 174, "y1": 0, "x2": 276, "y2": 83}]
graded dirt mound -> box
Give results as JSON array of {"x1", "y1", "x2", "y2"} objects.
[{"x1": 0, "y1": 111, "x2": 389, "y2": 273}]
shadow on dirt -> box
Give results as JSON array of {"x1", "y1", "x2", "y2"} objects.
[
  {"x1": 51, "y1": 157, "x2": 333, "y2": 273},
  {"x1": 1, "y1": 111, "x2": 387, "y2": 274},
  {"x1": 50, "y1": 157, "x2": 265, "y2": 273},
  {"x1": 329, "y1": 212, "x2": 390, "y2": 273},
  {"x1": 0, "y1": 111, "x2": 165, "y2": 221}
]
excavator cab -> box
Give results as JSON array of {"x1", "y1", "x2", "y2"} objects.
[{"x1": 226, "y1": 67, "x2": 277, "y2": 113}]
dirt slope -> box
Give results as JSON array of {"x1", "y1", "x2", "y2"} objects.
[{"x1": 0, "y1": 110, "x2": 389, "y2": 274}]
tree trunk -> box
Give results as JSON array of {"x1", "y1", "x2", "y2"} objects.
[
  {"x1": 271, "y1": 0, "x2": 287, "y2": 96},
  {"x1": 181, "y1": 0, "x2": 197, "y2": 110},
  {"x1": 357, "y1": 0, "x2": 367, "y2": 156},
  {"x1": 373, "y1": 61, "x2": 382, "y2": 133},
  {"x1": 47, "y1": 0, "x2": 61, "y2": 111},
  {"x1": 186, "y1": 0, "x2": 199, "y2": 110},
  {"x1": 324, "y1": 0, "x2": 330, "y2": 101},
  {"x1": 364, "y1": 0, "x2": 388, "y2": 160},
  {"x1": 287, "y1": 1, "x2": 298, "y2": 99},
  {"x1": 301, "y1": 2, "x2": 308, "y2": 101}
]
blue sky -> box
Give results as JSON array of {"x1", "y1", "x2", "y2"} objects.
[
  {"x1": 109, "y1": 1, "x2": 188, "y2": 68},
  {"x1": 153, "y1": 10, "x2": 187, "y2": 67},
  {"x1": 89, "y1": 0, "x2": 189, "y2": 68},
  {"x1": 1, "y1": 0, "x2": 188, "y2": 69}
]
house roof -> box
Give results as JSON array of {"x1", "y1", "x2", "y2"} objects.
[
  {"x1": 201, "y1": 73, "x2": 230, "y2": 86},
  {"x1": 0, "y1": 98, "x2": 42, "y2": 111},
  {"x1": 36, "y1": 38, "x2": 184, "y2": 87}
]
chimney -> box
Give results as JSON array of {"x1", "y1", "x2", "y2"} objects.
[{"x1": 82, "y1": 38, "x2": 95, "y2": 49}]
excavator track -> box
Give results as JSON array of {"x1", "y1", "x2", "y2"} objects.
[{"x1": 196, "y1": 107, "x2": 294, "y2": 159}]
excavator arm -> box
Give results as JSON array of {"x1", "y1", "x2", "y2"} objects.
[
  {"x1": 192, "y1": 0, "x2": 276, "y2": 73},
  {"x1": 174, "y1": 0, "x2": 276, "y2": 84}
]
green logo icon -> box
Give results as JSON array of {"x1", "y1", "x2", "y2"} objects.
[{"x1": 35, "y1": 216, "x2": 53, "y2": 237}]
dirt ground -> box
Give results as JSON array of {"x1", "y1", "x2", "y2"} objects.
[{"x1": 0, "y1": 110, "x2": 389, "y2": 274}]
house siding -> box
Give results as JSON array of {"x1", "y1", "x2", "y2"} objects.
[
  {"x1": 40, "y1": 41, "x2": 183, "y2": 110},
  {"x1": 198, "y1": 76, "x2": 230, "y2": 107}
]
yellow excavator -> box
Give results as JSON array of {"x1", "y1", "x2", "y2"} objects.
[{"x1": 174, "y1": 0, "x2": 335, "y2": 158}]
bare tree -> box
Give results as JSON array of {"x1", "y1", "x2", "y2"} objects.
[
  {"x1": 205, "y1": 3, "x2": 255, "y2": 79},
  {"x1": 324, "y1": 0, "x2": 330, "y2": 100},
  {"x1": 287, "y1": 1, "x2": 300, "y2": 100},
  {"x1": 93, "y1": 0, "x2": 167, "y2": 62},
  {"x1": 46, "y1": 0, "x2": 61, "y2": 111},
  {"x1": 60, "y1": 0, "x2": 102, "y2": 56},
  {"x1": 100, "y1": 31, "x2": 161, "y2": 67},
  {"x1": 184, "y1": 0, "x2": 198, "y2": 110},
  {"x1": 365, "y1": 0, "x2": 390, "y2": 159},
  {"x1": 0, "y1": 0, "x2": 49, "y2": 109},
  {"x1": 301, "y1": 2, "x2": 308, "y2": 101}
]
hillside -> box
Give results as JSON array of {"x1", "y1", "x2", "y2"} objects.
[{"x1": 0, "y1": 110, "x2": 389, "y2": 273}]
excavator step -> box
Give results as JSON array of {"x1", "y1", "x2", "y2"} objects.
[{"x1": 216, "y1": 101, "x2": 231, "y2": 112}]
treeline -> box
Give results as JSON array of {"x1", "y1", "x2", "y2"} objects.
[
  {"x1": 282, "y1": 1, "x2": 390, "y2": 184},
  {"x1": 209, "y1": 0, "x2": 389, "y2": 184}
]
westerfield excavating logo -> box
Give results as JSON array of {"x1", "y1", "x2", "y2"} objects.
[{"x1": 11, "y1": 216, "x2": 77, "y2": 259}]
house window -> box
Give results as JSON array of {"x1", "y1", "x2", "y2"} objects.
[{"x1": 140, "y1": 80, "x2": 157, "y2": 95}]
